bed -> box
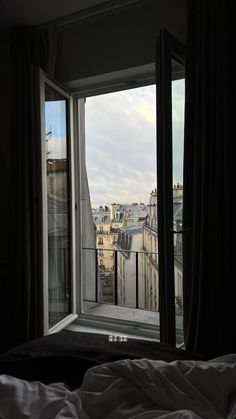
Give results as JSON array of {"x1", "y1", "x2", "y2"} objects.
[{"x1": 1, "y1": 331, "x2": 234, "y2": 418}]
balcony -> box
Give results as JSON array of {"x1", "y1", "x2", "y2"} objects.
[
  {"x1": 81, "y1": 247, "x2": 183, "y2": 344},
  {"x1": 110, "y1": 227, "x2": 120, "y2": 233},
  {"x1": 96, "y1": 230, "x2": 109, "y2": 235}
]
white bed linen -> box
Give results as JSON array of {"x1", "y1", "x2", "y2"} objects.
[{"x1": 1, "y1": 355, "x2": 236, "y2": 419}]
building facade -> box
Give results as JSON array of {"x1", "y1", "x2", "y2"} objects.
[
  {"x1": 143, "y1": 189, "x2": 159, "y2": 311},
  {"x1": 116, "y1": 225, "x2": 144, "y2": 308}
]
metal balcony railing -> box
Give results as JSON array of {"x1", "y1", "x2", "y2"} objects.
[
  {"x1": 96, "y1": 231, "x2": 109, "y2": 235},
  {"x1": 82, "y1": 247, "x2": 184, "y2": 345},
  {"x1": 110, "y1": 227, "x2": 120, "y2": 233},
  {"x1": 82, "y1": 247, "x2": 183, "y2": 315},
  {"x1": 82, "y1": 247, "x2": 161, "y2": 310}
]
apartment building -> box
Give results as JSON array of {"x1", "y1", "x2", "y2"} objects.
[
  {"x1": 173, "y1": 186, "x2": 183, "y2": 313},
  {"x1": 142, "y1": 186, "x2": 183, "y2": 312},
  {"x1": 116, "y1": 225, "x2": 144, "y2": 308},
  {"x1": 93, "y1": 204, "x2": 147, "y2": 304},
  {"x1": 143, "y1": 189, "x2": 158, "y2": 310},
  {"x1": 110, "y1": 205, "x2": 124, "y2": 246},
  {"x1": 92, "y1": 208, "x2": 122, "y2": 303},
  {"x1": 93, "y1": 212, "x2": 113, "y2": 271}
]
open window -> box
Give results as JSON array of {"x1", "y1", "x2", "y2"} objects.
[
  {"x1": 38, "y1": 29, "x2": 185, "y2": 344},
  {"x1": 39, "y1": 72, "x2": 77, "y2": 334},
  {"x1": 157, "y1": 29, "x2": 185, "y2": 346},
  {"x1": 74, "y1": 67, "x2": 162, "y2": 340}
]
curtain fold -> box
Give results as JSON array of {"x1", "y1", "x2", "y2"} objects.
[
  {"x1": 183, "y1": 0, "x2": 236, "y2": 356},
  {"x1": 3, "y1": 26, "x2": 58, "y2": 351}
]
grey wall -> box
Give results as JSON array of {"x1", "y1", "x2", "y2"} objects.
[
  {"x1": 0, "y1": 33, "x2": 11, "y2": 264},
  {"x1": 55, "y1": 0, "x2": 186, "y2": 83},
  {"x1": 0, "y1": 32, "x2": 11, "y2": 352}
]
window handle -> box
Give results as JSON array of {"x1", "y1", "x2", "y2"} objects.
[{"x1": 169, "y1": 228, "x2": 190, "y2": 234}]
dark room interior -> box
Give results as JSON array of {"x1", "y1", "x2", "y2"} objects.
[{"x1": 1, "y1": 0, "x2": 236, "y2": 417}]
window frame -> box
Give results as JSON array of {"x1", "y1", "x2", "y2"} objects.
[
  {"x1": 67, "y1": 64, "x2": 165, "y2": 341},
  {"x1": 39, "y1": 55, "x2": 184, "y2": 344},
  {"x1": 39, "y1": 70, "x2": 78, "y2": 335},
  {"x1": 156, "y1": 28, "x2": 185, "y2": 345}
]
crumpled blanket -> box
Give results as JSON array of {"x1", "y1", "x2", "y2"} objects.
[{"x1": 1, "y1": 355, "x2": 236, "y2": 418}]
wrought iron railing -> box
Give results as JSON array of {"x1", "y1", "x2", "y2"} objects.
[
  {"x1": 82, "y1": 247, "x2": 183, "y2": 315},
  {"x1": 82, "y1": 247, "x2": 160, "y2": 310}
]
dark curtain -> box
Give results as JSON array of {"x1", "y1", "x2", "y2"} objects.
[
  {"x1": 2, "y1": 26, "x2": 57, "y2": 352},
  {"x1": 183, "y1": 0, "x2": 236, "y2": 356}
]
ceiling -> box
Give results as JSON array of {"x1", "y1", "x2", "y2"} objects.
[{"x1": 0, "y1": 0, "x2": 113, "y2": 29}]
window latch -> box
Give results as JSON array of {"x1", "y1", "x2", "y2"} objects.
[{"x1": 169, "y1": 228, "x2": 190, "y2": 234}]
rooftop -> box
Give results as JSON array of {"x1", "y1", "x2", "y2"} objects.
[
  {"x1": 93, "y1": 212, "x2": 110, "y2": 224},
  {"x1": 121, "y1": 225, "x2": 143, "y2": 235}
]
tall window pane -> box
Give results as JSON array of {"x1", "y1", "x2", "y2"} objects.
[
  {"x1": 171, "y1": 59, "x2": 185, "y2": 344},
  {"x1": 45, "y1": 84, "x2": 71, "y2": 327}
]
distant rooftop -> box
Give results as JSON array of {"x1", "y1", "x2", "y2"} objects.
[
  {"x1": 93, "y1": 212, "x2": 110, "y2": 224},
  {"x1": 121, "y1": 225, "x2": 143, "y2": 235},
  {"x1": 116, "y1": 225, "x2": 143, "y2": 253}
]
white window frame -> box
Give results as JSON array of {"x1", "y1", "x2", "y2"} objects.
[
  {"x1": 39, "y1": 70, "x2": 78, "y2": 335},
  {"x1": 65, "y1": 63, "x2": 164, "y2": 341}
]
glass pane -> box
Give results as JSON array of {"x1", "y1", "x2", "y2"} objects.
[
  {"x1": 45, "y1": 84, "x2": 71, "y2": 327},
  {"x1": 171, "y1": 59, "x2": 185, "y2": 345}
]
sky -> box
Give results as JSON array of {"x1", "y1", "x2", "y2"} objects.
[
  {"x1": 85, "y1": 81, "x2": 185, "y2": 208},
  {"x1": 45, "y1": 100, "x2": 67, "y2": 160},
  {"x1": 44, "y1": 81, "x2": 185, "y2": 208}
]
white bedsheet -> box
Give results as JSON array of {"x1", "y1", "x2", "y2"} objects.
[{"x1": 1, "y1": 355, "x2": 236, "y2": 418}]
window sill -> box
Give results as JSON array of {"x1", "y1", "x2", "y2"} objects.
[
  {"x1": 48, "y1": 313, "x2": 78, "y2": 334},
  {"x1": 66, "y1": 305, "x2": 160, "y2": 341},
  {"x1": 65, "y1": 305, "x2": 183, "y2": 345}
]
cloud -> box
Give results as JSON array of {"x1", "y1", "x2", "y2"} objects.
[
  {"x1": 172, "y1": 79, "x2": 185, "y2": 185},
  {"x1": 88, "y1": 167, "x2": 155, "y2": 207},
  {"x1": 85, "y1": 85, "x2": 157, "y2": 207},
  {"x1": 44, "y1": 81, "x2": 185, "y2": 207},
  {"x1": 134, "y1": 102, "x2": 156, "y2": 126}
]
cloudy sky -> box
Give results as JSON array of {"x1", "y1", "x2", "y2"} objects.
[
  {"x1": 44, "y1": 80, "x2": 185, "y2": 208},
  {"x1": 85, "y1": 81, "x2": 185, "y2": 208}
]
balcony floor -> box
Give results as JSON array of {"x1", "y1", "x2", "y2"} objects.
[
  {"x1": 87, "y1": 303, "x2": 160, "y2": 325},
  {"x1": 85, "y1": 303, "x2": 183, "y2": 339},
  {"x1": 67, "y1": 303, "x2": 183, "y2": 344}
]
